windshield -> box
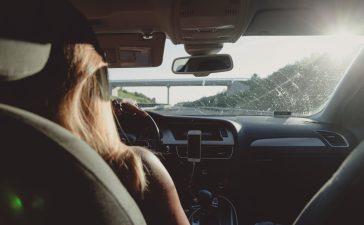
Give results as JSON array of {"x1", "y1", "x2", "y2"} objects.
[{"x1": 109, "y1": 36, "x2": 364, "y2": 116}]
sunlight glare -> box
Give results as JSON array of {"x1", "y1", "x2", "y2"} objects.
[{"x1": 324, "y1": 33, "x2": 362, "y2": 59}]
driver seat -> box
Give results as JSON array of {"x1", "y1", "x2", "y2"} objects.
[
  {"x1": 0, "y1": 0, "x2": 146, "y2": 224},
  {"x1": 0, "y1": 103, "x2": 146, "y2": 225}
]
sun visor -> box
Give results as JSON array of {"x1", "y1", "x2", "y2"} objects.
[
  {"x1": 97, "y1": 33, "x2": 166, "y2": 68},
  {"x1": 0, "y1": 39, "x2": 51, "y2": 81}
]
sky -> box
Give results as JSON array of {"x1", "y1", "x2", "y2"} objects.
[{"x1": 109, "y1": 36, "x2": 364, "y2": 105}]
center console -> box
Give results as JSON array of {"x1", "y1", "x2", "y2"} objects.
[
  {"x1": 157, "y1": 118, "x2": 240, "y2": 225},
  {"x1": 188, "y1": 190, "x2": 238, "y2": 225}
]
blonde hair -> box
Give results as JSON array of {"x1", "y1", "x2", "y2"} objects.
[{"x1": 57, "y1": 44, "x2": 147, "y2": 195}]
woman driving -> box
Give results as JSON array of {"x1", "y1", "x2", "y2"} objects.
[
  {"x1": 59, "y1": 43, "x2": 189, "y2": 225},
  {"x1": 0, "y1": 1, "x2": 189, "y2": 225}
]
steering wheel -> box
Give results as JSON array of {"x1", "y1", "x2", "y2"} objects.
[{"x1": 112, "y1": 99, "x2": 160, "y2": 151}]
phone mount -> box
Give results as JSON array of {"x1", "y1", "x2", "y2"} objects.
[{"x1": 187, "y1": 130, "x2": 202, "y2": 163}]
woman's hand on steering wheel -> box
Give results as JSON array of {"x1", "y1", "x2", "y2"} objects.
[
  {"x1": 112, "y1": 98, "x2": 148, "y2": 118},
  {"x1": 112, "y1": 98, "x2": 160, "y2": 151}
]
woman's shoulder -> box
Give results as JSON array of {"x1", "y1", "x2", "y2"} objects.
[
  {"x1": 130, "y1": 146, "x2": 159, "y2": 164},
  {"x1": 129, "y1": 146, "x2": 175, "y2": 192},
  {"x1": 129, "y1": 146, "x2": 161, "y2": 168},
  {"x1": 129, "y1": 146, "x2": 190, "y2": 225}
]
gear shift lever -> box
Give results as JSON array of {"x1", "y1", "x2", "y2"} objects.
[
  {"x1": 197, "y1": 189, "x2": 213, "y2": 211},
  {"x1": 190, "y1": 190, "x2": 238, "y2": 225},
  {"x1": 196, "y1": 190, "x2": 219, "y2": 225}
]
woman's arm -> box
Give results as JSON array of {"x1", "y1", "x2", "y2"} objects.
[{"x1": 132, "y1": 146, "x2": 190, "y2": 225}]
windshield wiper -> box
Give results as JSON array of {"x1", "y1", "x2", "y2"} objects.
[{"x1": 273, "y1": 111, "x2": 292, "y2": 117}]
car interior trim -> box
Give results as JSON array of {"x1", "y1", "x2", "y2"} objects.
[{"x1": 250, "y1": 137, "x2": 326, "y2": 147}]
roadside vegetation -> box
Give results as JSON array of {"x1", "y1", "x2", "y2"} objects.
[
  {"x1": 117, "y1": 88, "x2": 156, "y2": 104},
  {"x1": 182, "y1": 51, "x2": 356, "y2": 115}
]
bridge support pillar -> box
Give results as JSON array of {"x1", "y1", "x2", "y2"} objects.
[
  {"x1": 166, "y1": 85, "x2": 170, "y2": 105},
  {"x1": 111, "y1": 86, "x2": 120, "y2": 97}
]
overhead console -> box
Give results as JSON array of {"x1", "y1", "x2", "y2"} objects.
[{"x1": 171, "y1": 0, "x2": 249, "y2": 55}]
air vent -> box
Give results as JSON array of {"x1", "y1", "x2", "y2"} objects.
[
  {"x1": 170, "y1": 125, "x2": 223, "y2": 141},
  {"x1": 225, "y1": 8, "x2": 238, "y2": 16},
  {"x1": 220, "y1": 128, "x2": 228, "y2": 138},
  {"x1": 317, "y1": 131, "x2": 349, "y2": 147},
  {"x1": 180, "y1": 9, "x2": 194, "y2": 17},
  {"x1": 176, "y1": 146, "x2": 233, "y2": 159}
]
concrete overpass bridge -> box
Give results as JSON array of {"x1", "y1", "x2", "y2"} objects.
[{"x1": 110, "y1": 78, "x2": 248, "y2": 105}]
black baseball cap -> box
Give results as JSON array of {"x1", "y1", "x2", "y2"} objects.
[{"x1": 0, "y1": 0, "x2": 104, "y2": 81}]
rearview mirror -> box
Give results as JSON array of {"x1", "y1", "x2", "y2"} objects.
[{"x1": 172, "y1": 54, "x2": 233, "y2": 75}]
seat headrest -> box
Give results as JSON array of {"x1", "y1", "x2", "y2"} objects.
[
  {"x1": 0, "y1": 0, "x2": 103, "y2": 81},
  {"x1": 0, "y1": 103, "x2": 146, "y2": 225}
]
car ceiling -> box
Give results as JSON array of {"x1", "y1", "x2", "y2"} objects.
[
  {"x1": 70, "y1": 0, "x2": 364, "y2": 38},
  {"x1": 69, "y1": 0, "x2": 364, "y2": 63}
]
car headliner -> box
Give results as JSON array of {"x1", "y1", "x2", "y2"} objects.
[{"x1": 70, "y1": 0, "x2": 364, "y2": 38}]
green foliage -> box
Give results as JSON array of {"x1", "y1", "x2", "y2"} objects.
[
  {"x1": 117, "y1": 89, "x2": 156, "y2": 104},
  {"x1": 183, "y1": 52, "x2": 356, "y2": 115}
]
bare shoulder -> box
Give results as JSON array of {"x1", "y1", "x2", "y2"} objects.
[
  {"x1": 130, "y1": 146, "x2": 190, "y2": 225},
  {"x1": 130, "y1": 146, "x2": 164, "y2": 170},
  {"x1": 130, "y1": 146, "x2": 175, "y2": 192},
  {"x1": 131, "y1": 146, "x2": 160, "y2": 165}
]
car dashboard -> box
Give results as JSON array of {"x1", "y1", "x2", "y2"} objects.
[{"x1": 126, "y1": 112, "x2": 356, "y2": 225}]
